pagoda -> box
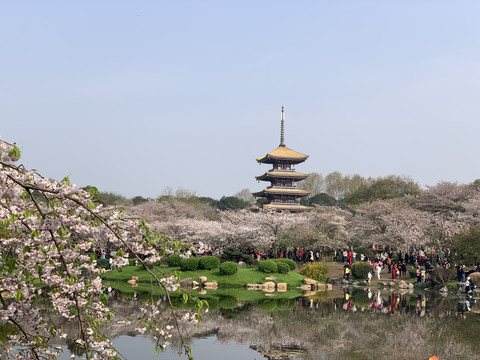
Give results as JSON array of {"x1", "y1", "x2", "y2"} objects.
[{"x1": 253, "y1": 107, "x2": 313, "y2": 212}]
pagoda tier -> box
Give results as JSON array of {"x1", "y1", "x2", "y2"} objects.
[
  {"x1": 256, "y1": 146, "x2": 309, "y2": 165},
  {"x1": 253, "y1": 107, "x2": 313, "y2": 212},
  {"x1": 255, "y1": 170, "x2": 309, "y2": 182},
  {"x1": 252, "y1": 186, "x2": 311, "y2": 198}
]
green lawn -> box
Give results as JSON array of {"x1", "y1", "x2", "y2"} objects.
[
  {"x1": 105, "y1": 279, "x2": 303, "y2": 302},
  {"x1": 100, "y1": 265, "x2": 307, "y2": 287},
  {"x1": 100, "y1": 265, "x2": 307, "y2": 309}
]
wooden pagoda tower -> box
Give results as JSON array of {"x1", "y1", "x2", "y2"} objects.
[{"x1": 253, "y1": 107, "x2": 313, "y2": 212}]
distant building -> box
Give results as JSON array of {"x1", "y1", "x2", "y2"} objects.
[{"x1": 253, "y1": 107, "x2": 312, "y2": 212}]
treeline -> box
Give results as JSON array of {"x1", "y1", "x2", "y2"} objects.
[
  {"x1": 87, "y1": 186, "x2": 253, "y2": 212},
  {"x1": 89, "y1": 172, "x2": 479, "y2": 212},
  {"x1": 298, "y1": 172, "x2": 422, "y2": 207}
]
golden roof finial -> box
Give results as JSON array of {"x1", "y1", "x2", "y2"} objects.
[{"x1": 280, "y1": 106, "x2": 285, "y2": 147}]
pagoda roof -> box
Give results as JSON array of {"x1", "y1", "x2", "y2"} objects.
[
  {"x1": 256, "y1": 171, "x2": 309, "y2": 181},
  {"x1": 252, "y1": 187, "x2": 311, "y2": 197},
  {"x1": 263, "y1": 203, "x2": 313, "y2": 212},
  {"x1": 256, "y1": 145, "x2": 309, "y2": 164}
]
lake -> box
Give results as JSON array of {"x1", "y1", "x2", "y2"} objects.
[{"x1": 57, "y1": 286, "x2": 480, "y2": 360}]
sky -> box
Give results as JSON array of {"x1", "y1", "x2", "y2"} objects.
[{"x1": 2, "y1": 1, "x2": 480, "y2": 200}]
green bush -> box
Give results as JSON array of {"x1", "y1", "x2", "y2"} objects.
[
  {"x1": 219, "y1": 295, "x2": 238, "y2": 309},
  {"x1": 351, "y1": 262, "x2": 372, "y2": 279},
  {"x1": 276, "y1": 262, "x2": 290, "y2": 274},
  {"x1": 219, "y1": 261, "x2": 238, "y2": 275},
  {"x1": 273, "y1": 258, "x2": 296, "y2": 271},
  {"x1": 258, "y1": 260, "x2": 278, "y2": 273},
  {"x1": 128, "y1": 259, "x2": 136, "y2": 266},
  {"x1": 96, "y1": 259, "x2": 110, "y2": 270},
  {"x1": 180, "y1": 257, "x2": 200, "y2": 271},
  {"x1": 199, "y1": 256, "x2": 220, "y2": 270},
  {"x1": 409, "y1": 267, "x2": 417, "y2": 278},
  {"x1": 220, "y1": 247, "x2": 253, "y2": 265},
  {"x1": 258, "y1": 299, "x2": 277, "y2": 312},
  {"x1": 205, "y1": 298, "x2": 219, "y2": 312},
  {"x1": 167, "y1": 253, "x2": 182, "y2": 267},
  {"x1": 299, "y1": 262, "x2": 328, "y2": 282}
]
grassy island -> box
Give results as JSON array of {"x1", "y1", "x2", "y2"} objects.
[
  {"x1": 100, "y1": 264, "x2": 310, "y2": 304},
  {"x1": 100, "y1": 264, "x2": 307, "y2": 288}
]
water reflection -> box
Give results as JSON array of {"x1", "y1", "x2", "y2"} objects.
[
  {"x1": 55, "y1": 287, "x2": 480, "y2": 360},
  {"x1": 57, "y1": 335, "x2": 264, "y2": 360}
]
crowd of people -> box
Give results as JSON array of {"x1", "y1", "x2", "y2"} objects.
[{"x1": 335, "y1": 247, "x2": 480, "y2": 288}]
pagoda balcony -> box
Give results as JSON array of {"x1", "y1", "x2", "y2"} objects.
[
  {"x1": 270, "y1": 199, "x2": 300, "y2": 204},
  {"x1": 270, "y1": 168, "x2": 296, "y2": 172},
  {"x1": 266, "y1": 184, "x2": 298, "y2": 189}
]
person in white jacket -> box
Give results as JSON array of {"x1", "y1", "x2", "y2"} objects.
[{"x1": 375, "y1": 263, "x2": 382, "y2": 280}]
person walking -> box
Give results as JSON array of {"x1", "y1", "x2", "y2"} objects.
[
  {"x1": 375, "y1": 262, "x2": 382, "y2": 280},
  {"x1": 344, "y1": 264, "x2": 351, "y2": 281},
  {"x1": 392, "y1": 264, "x2": 397, "y2": 281}
]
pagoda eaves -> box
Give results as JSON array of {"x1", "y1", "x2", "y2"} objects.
[
  {"x1": 255, "y1": 170, "x2": 309, "y2": 182},
  {"x1": 256, "y1": 145, "x2": 309, "y2": 164},
  {"x1": 252, "y1": 187, "x2": 311, "y2": 197}
]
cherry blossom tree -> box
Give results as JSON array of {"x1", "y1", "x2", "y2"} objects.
[
  {"x1": 300, "y1": 206, "x2": 351, "y2": 252},
  {"x1": 149, "y1": 206, "x2": 352, "y2": 256},
  {"x1": 349, "y1": 199, "x2": 432, "y2": 250},
  {"x1": 413, "y1": 182, "x2": 475, "y2": 250},
  {"x1": 0, "y1": 139, "x2": 204, "y2": 359}
]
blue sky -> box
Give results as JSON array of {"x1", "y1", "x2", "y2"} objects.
[{"x1": 2, "y1": 1, "x2": 480, "y2": 199}]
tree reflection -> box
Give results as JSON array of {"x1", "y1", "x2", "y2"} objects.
[{"x1": 52, "y1": 290, "x2": 480, "y2": 360}]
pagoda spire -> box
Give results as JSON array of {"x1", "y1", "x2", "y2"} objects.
[{"x1": 280, "y1": 106, "x2": 285, "y2": 147}]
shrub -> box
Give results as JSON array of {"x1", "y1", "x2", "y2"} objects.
[
  {"x1": 258, "y1": 299, "x2": 277, "y2": 312},
  {"x1": 408, "y1": 267, "x2": 417, "y2": 278},
  {"x1": 199, "y1": 256, "x2": 220, "y2": 270},
  {"x1": 180, "y1": 257, "x2": 199, "y2": 271},
  {"x1": 167, "y1": 253, "x2": 182, "y2": 267},
  {"x1": 219, "y1": 261, "x2": 238, "y2": 275},
  {"x1": 431, "y1": 267, "x2": 455, "y2": 285},
  {"x1": 220, "y1": 247, "x2": 253, "y2": 265},
  {"x1": 205, "y1": 298, "x2": 219, "y2": 312},
  {"x1": 219, "y1": 295, "x2": 238, "y2": 309},
  {"x1": 96, "y1": 259, "x2": 110, "y2": 270},
  {"x1": 299, "y1": 262, "x2": 328, "y2": 282},
  {"x1": 351, "y1": 262, "x2": 372, "y2": 279},
  {"x1": 128, "y1": 259, "x2": 136, "y2": 266},
  {"x1": 276, "y1": 262, "x2": 290, "y2": 274},
  {"x1": 273, "y1": 258, "x2": 296, "y2": 271},
  {"x1": 258, "y1": 260, "x2": 278, "y2": 273}
]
